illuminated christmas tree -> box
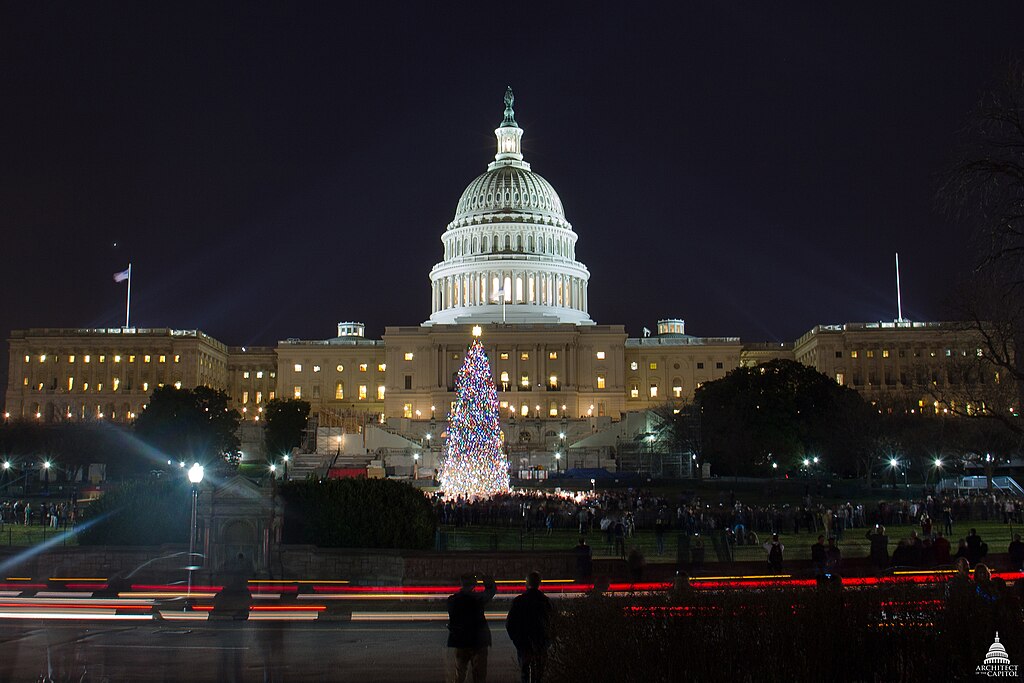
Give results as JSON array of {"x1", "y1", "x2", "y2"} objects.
[{"x1": 438, "y1": 336, "x2": 510, "y2": 498}]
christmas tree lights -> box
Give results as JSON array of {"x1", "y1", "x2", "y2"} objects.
[{"x1": 438, "y1": 337, "x2": 510, "y2": 498}]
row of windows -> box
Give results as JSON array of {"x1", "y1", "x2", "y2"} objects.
[
  {"x1": 629, "y1": 383, "x2": 686, "y2": 399},
  {"x1": 497, "y1": 351, "x2": 561, "y2": 360},
  {"x1": 291, "y1": 362, "x2": 396, "y2": 373},
  {"x1": 629, "y1": 360, "x2": 724, "y2": 371},
  {"x1": 293, "y1": 384, "x2": 386, "y2": 401},
  {"x1": 838, "y1": 348, "x2": 982, "y2": 360},
  {"x1": 240, "y1": 370, "x2": 275, "y2": 379},
  {"x1": 28, "y1": 378, "x2": 180, "y2": 393},
  {"x1": 26, "y1": 353, "x2": 180, "y2": 364}
]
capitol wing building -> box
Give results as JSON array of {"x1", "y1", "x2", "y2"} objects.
[{"x1": 4, "y1": 92, "x2": 986, "y2": 472}]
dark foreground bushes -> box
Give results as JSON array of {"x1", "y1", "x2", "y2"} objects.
[
  {"x1": 279, "y1": 478, "x2": 434, "y2": 549},
  {"x1": 547, "y1": 582, "x2": 1024, "y2": 682},
  {"x1": 77, "y1": 478, "x2": 190, "y2": 545}
]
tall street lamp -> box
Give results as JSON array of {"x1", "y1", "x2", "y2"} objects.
[
  {"x1": 413, "y1": 452, "x2": 420, "y2": 480},
  {"x1": 282, "y1": 454, "x2": 290, "y2": 481},
  {"x1": 42, "y1": 460, "x2": 52, "y2": 492},
  {"x1": 186, "y1": 463, "x2": 205, "y2": 600}
]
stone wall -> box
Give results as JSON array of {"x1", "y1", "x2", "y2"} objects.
[{"x1": 0, "y1": 544, "x2": 577, "y2": 585}]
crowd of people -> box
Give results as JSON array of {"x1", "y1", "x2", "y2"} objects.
[{"x1": 0, "y1": 499, "x2": 74, "y2": 530}]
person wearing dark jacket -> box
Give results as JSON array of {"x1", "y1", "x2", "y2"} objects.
[
  {"x1": 1008, "y1": 534, "x2": 1024, "y2": 570},
  {"x1": 506, "y1": 571, "x2": 554, "y2": 683},
  {"x1": 448, "y1": 573, "x2": 497, "y2": 683}
]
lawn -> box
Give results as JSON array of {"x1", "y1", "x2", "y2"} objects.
[
  {"x1": 0, "y1": 522, "x2": 78, "y2": 547},
  {"x1": 438, "y1": 518, "x2": 1022, "y2": 566}
]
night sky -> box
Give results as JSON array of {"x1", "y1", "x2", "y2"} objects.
[{"x1": 2, "y1": 2, "x2": 1023, "y2": 369}]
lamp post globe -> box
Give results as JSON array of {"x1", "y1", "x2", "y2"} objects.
[{"x1": 186, "y1": 463, "x2": 205, "y2": 601}]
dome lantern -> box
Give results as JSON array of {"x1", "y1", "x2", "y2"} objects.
[{"x1": 491, "y1": 86, "x2": 527, "y2": 170}]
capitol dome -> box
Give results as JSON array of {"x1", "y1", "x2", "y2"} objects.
[
  {"x1": 426, "y1": 88, "x2": 593, "y2": 326},
  {"x1": 453, "y1": 166, "x2": 566, "y2": 225}
]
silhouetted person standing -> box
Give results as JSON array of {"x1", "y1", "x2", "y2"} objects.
[
  {"x1": 448, "y1": 573, "x2": 497, "y2": 683},
  {"x1": 506, "y1": 571, "x2": 553, "y2": 683}
]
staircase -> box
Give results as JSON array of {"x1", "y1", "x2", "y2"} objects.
[{"x1": 937, "y1": 475, "x2": 1024, "y2": 497}]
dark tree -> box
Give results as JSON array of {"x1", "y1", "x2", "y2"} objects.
[
  {"x1": 940, "y1": 62, "x2": 1024, "y2": 435},
  {"x1": 695, "y1": 359, "x2": 874, "y2": 476},
  {"x1": 279, "y1": 478, "x2": 434, "y2": 550},
  {"x1": 134, "y1": 386, "x2": 241, "y2": 467},
  {"x1": 263, "y1": 398, "x2": 311, "y2": 458},
  {"x1": 77, "y1": 478, "x2": 191, "y2": 546}
]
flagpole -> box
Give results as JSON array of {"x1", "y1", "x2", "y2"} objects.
[{"x1": 125, "y1": 263, "x2": 132, "y2": 329}]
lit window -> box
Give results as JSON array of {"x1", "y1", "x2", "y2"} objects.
[
  {"x1": 24, "y1": 355, "x2": 30, "y2": 363},
  {"x1": 144, "y1": 355, "x2": 151, "y2": 363},
  {"x1": 378, "y1": 363, "x2": 386, "y2": 372},
  {"x1": 269, "y1": 391, "x2": 276, "y2": 400},
  {"x1": 293, "y1": 386, "x2": 302, "y2": 399},
  {"x1": 82, "y1": 382, "x2": 88, "y2": 391},
  {"x1": 521, "y1": 374, "x2": 530, "y2": 387},
  {"x1": 174, "y1": 355, "x2": 180, "y2": 363},
  {"x1": 359, "y1": 364, "x2": 368, "y2": 372},
  {"x1": 673, "y1": 385, "x2": 682, "y2": 398},
  {"x1": 836, "y1": 373, "x2": 845, "y2": 385},
  {"x1": 500, "y1": 401, "x2": 508, "y2": 408},
  {"x1": 500, "y1": 371, "x2": 510, "y2": 383},
  {"x1": 256, "y1": 371, "x2": 263, "y2": 379},
  {"x1": 68, "y1": 377, "x2": 74, "y2": 391},
  {"x1": 597, "y1": 375, "x2": 606, "y2": 389},
  {"x1": 866, "y1": 350, "x2": 874, "y2": 359},
  {"x1": 294, "y1": 364, "x2": 302, "y2": 372},
  {"x1": 549, "y1": 374, "x2": 558, "y2": 387},
  {"x1": 336, "y1": 365, "x2": 344, "y2": 372},
  {"x1": 99, "y1": 355, "x2": 105, "y2": 363},
  {"x1": 243, "y1": 371, "x2": 250, "y2": 379},
  {"x1": 69, "y1": 355, "x2": 76, "y2": 363},
  {"x1": 649, "y1": 362, "x2": 657, "y2": 370},
  {"x1": 521, "y1": 404, "x2": 529, "y2": 416},
  {"x1": 403, "y1": 404, "x2": 413, "y2": 418},
  {"x1": 159, "y1": 355, "x2": 166, "y2": 363},
  {"x1": 143, "y1": 382, "x2": 149, "y2": 392},
  {"x1": 40, "y1": 354, "x2": 47, "y2": 363},
  {"x1": 113, "y1": 378, "x2": 119, "y2": 391},
  {"x1": 313, "y1": 365, "x2": 321, "y2": 373},
  {"x1": 549, "y1": 403, "x2": 558, "y2": 417},
  {"x1": 649, "y1": 384, "x2": 658, "y2": 398},
  {"x1": 173, "y1": 381, "x2": 181, "y2": 390},
  {"x1": 404, "y1": 352, "x2": 414, "y2": 361},
  {"x1": 358, "y1": 385, "x2": 367, "y2": 400},
  {"x1": 335, "y1": 382, "x2": 344, "y2": 400},
  {"x1": 850, "y1": 351, "x2": 858, "y2": 359},
  {"x1": 129, "y1": 355, "x2": 136, "y2": 363},
  {"x1": 242, "y1": 391, "x2": 249, "y2": 404},
  {"x1": 630, "y1": 361, "x2": 638, "y2": 371},
  {"x1": 114, "y1": 355, "x2": 121, "y2": 363},
  {"x1": 882, "y1": 349, "x2": 890, "y2": 358},
  {"x1": 270, "y1": 372, "x2": 276, "y2": 378},
  {"x1": 630, "y1": 384, "x2": 639, "y2": 399},
  {"x1": 520, "y1": 352, "x2": 529, "y2": 361},
  {"x1": 549, "y1": 351, "x2": 558, "y2": 360},
  {"x1": 500, "y1": 352, "x2": 509, "y2": 360},
  {"x1": 84, "y1": 355, "x2": 91, "y2": 363},
  {"x1": 256, "y1": 391, "x2": 262, "y2": 403},
  {"x1": 23, "y1": 377, "x2": 28, "y2": 386},
  {"x1": 596, "y1": 351, "x2": 606, "y2": 360}
]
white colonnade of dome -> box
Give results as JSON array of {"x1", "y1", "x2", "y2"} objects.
[{"x1": 426, "y1": 88, "x2": 593, "y2": 326}]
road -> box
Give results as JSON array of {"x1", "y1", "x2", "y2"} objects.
[{"x1": 0, "y1": 619, "x2": 521, "y2": 682}]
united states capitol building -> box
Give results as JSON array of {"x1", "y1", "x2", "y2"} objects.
[{"x1": 4, "y1": 91, "x2": 978, "y2": 473}]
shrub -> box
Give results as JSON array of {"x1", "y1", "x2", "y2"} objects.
[
  {"x1": 77, "y1": 478, "x2": 191, "y2": 546},
  {"x1": 280, "y1": 478, "x2": 434, "y2": 550},
  {"x1": 546, "y1": 584, "x2": 1024, "y2": 682}
]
